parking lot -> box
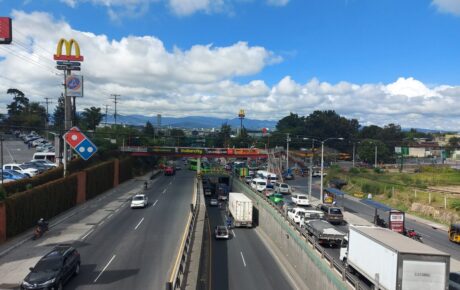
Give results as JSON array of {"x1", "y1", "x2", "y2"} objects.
[{"x1": 1, "y1": 138, "x2": 35, "y2": 164}]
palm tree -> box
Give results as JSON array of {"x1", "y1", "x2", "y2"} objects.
[{"x1": 81, "y1": 107, "x2": 103, "y2": 130}]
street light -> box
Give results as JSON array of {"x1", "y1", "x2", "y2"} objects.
[
  {"x1": 352, "y1": 141, "x2": 361, "y2": 168},
  {"x1": 304, "y1": 137, "x2": 344, "y2": 203}
]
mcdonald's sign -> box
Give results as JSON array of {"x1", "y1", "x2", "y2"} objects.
[
  {"x1": 0, "y1": 17, "x2": 12, "y2": 44},
  {"x1": 53, "y1": 38, "x2": 84, "y2": 61}
]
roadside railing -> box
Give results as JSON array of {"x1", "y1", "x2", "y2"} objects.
[
  {"x1": 166, "y1": 178, "x2": 201, "y2": 290},
  {"x1": 234, "y1": 176, "x2": 369, "y2": 290}
]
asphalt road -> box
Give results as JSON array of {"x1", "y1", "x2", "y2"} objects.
[
  {"x1": 207, "y1": 199, "x2": 293, "y2": 290},
  {"x1": 286, "y1": 175, "x2": 460, "y2": 262},
  {"x1": 66, "y1": 169, "x2": 195, "y2": 290},
  {"x1": 0, "y1": 139, "x2": 35, "y2": 164}
]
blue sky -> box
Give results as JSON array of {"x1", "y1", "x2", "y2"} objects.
[{"x1": 1, "y1": 0, "x2": 460, "y2": 129}]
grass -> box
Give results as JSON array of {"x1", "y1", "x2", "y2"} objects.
[{"x1": 326, "y1": 166, "x2": 460, "y2": 224}]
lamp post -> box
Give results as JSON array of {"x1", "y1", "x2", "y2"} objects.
[
  {"x1": 352, "y1": 141, "x2": 361, "y2": 168},
  {"x1": 375, "y1": 144, "x2": 378, "y2": 168},
  {"x1": 304, "y1": 137, "x2": 344, "y2": 203}
]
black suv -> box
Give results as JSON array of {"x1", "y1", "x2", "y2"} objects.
[{"x1": 22, "y1": 245, "x2": 81, "y2": 290}]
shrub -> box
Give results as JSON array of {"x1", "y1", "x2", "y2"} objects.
[
  {"x1": 85, "y1": 160, "x2": 115, "y2": 200},
  {"x1": 5, "y1": 175, "x2": 77, "y2": 238},
  {"x1": 451, "y1": 199, "x2": 460, "y2": 211},
  {"x1": 362, "y1": 182, "x2": 383, "y2": 195},
  {"x1": 349, "y1": 167, "x2": 360, "y2": 174}
]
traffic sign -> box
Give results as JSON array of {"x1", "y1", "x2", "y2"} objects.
[
  {"x1": 56, "y1": 61, "x2": 81, "y2": 66},
  {"x1": 56, "y1": 65, "x2": 81, "y2": 71},
  {"x1": 74, "y1": 139, "x2": 97, "y2": 160}
]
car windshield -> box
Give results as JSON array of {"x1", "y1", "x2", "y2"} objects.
[
  {"x1": 281, "y1": 184, "x2": 288, "y2": 188},
  {"x1": 330, "y1": 208, "x2": 342, "y2": 214},
  {"x1": 133, "y1": 196, "x2": 145, "y2": 200},
  {"x1": 34, "y1": 257, "x2": 62, "y2": 272},
  {"x1": 298, "y1": 196, "x2": 307, "y2": 200}
]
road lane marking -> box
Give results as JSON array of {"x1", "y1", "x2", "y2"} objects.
[
  {"x1": 80, "y1": 229, "x2": 94, "y2": 241},
  {"x1": 169, "y1": 181, "x2": 172, "y2": 185},
  {"x1": 94, "y1": 255, "x2": 116, "y2": 283},
  {"x1": 134, "y1": 217, "x2": 145, "y2": 230},
  {"x1": 240, "y1": 252, "x2": 247, "y2": 267},
  {"x1": 162, "y1": 189, "x2": 166, "y2": 194},
  {"x1": 153, "y1": 200, "x2": 158, "y2": 207},
  {"x1": 232, "y1": 230, "x2": 236, "y2": 238}
]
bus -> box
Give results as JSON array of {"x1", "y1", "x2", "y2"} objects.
[{"x1": 188, "y1": 158, "x2": 211, "y2": 172}]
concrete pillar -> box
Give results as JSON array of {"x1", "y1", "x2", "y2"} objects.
[
  {"x1": 0, "y1": 201, "x2": 6, "y2": 243},
  {"x1": 76, "y1": 171, "x2": 87, "y2": 205},
  {"x1": 114, "y1": 159, "x2": 120, "y2": 187}
]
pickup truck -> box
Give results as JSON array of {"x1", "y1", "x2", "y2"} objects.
[{"x1": 304, "y1": 219, "x2": 345, "y2": 247}]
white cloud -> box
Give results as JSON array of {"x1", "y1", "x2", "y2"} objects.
[
  {"x1": 266, "y1": 0, "x2": 289, "y2": 7},
  {"x1": 432, "y1": 0, "x2": 460, "y2": 16},
  {"x1": 1, "y1": 11, "x2": 460, "y2": 130},
  {"x1": 168, "y1": 0, "x2": 225, "y2": 16}
]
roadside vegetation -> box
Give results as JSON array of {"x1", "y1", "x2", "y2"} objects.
[{"x1": 326, "y1": 166, "x2": 460, "y2": 224}]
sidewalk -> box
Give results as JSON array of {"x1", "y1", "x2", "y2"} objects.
[{"x1": 0, "y1": 171, "x2": 157, "y2": 290}]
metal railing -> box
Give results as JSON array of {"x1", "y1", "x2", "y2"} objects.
[
  {"x1": 234, "y1": 176, "x2": 369, "y2": 290},
  {"x1": 166, "y1": 178, "x2": 201, "y2": 290}
]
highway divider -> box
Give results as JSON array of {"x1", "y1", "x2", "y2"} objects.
[{"x1": 166, "y1": 176, "x2": 201, "y2": 290}]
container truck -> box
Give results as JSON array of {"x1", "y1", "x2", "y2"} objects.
[
  {"x1": 228, "y1": 192, "x2": 253, "y2": 228},
  {"x1": 304, "y1": 219, "x2": 345, "y2": 247},
  {"x1": 340, "y1": 225, "x2": 450, "y2": 290}
]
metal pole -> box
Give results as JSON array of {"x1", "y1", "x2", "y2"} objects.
[
  {"x1": 308, "y1": 140, "x2": 313, "y2": 200},
  {"x1": 352, "y1": 142, "x2": 356, "y2": 168},
  {"x1": 320, "y1": 141, "x2": 324, "y2": 203},
  {"x1": 286, "y1": 133, "x2": 290, "y2": 170},
  {"x1": 1, "y1": 135, "x2": 3, "y2": 184},
  {"x1": 374, "y1": 145, "x2": 378, "y2": 168},
  {"x1": 63, "y1": 68, "x2": 73, "y2": 176}
]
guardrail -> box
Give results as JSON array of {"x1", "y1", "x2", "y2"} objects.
[
  {"x1": 235, "y1": 176, "x2": 369, "y2": 290},
  {"x1": 166, "y1": 178, "x2": 201, "y2": 290}
]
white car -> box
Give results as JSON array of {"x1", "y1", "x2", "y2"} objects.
[
  {"x1": 131, "y1": 194, "x2": 148, "y2": 208},
  {"x1": 214, "y1": 226, "x2": 229, "y2": 239},
  {"x1": 209, "y1": 198, "x2": 218, "y2": 206},
  {"x1": 2, "y1": 164, "x2": 38, "y2": 177},
  {"x1": 287, "y1": 207, "x2": 309, "y2": 224},
  {"x1": 291, "y1": 194, "x2": 310, "y2": 206},
  {"x1": 274, "y1": 182, "x2": 291, "y2": 194},
  {"x1": 312, "y1": 171, "x2": 327, "y2": 177}
]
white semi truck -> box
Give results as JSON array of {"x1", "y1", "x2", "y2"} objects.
[
  {"x1": 228, "y1": 192, "x2": 253, "y2": 228},
  {"x1": 340, "y1": 225, "x2": 450, "y2": 290}
]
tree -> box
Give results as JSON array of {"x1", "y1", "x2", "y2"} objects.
[
  {"x1": 53, "y1": 95, "x2": 65, "y2": 130},
  {"x1": 360, "y1": 125, "x2": 383, "y2": 140},
  {"x1": 216, "y1": 123, "x2": 232, "y2": 147},
  {"x1": 23, "y1": 102, "x2": 47, "y2": 129},
  {"x1": 144, "y1": 121, "x2": 155, "y2": 136},
  {"x1": 6, "y1": 89, "x2": 28, "y2": 116},
  {"x1": 357, "y1": 139, "x2": 391, "y2": 165},
  {"x1": 276, "y1": 113, "x2": 305, "y2": 135},
  {"x1": 449, "y1": 137, "x2": 460, "y2": 148},
  {"x1": 80, "y1": 107, "x2": 103, "y2": 130}
]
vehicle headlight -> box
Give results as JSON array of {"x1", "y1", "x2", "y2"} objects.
[
  {"x1": 38, "y1": 278, "x2": 56, "y2": 286},
  {"x1": 22, "y1": 281, "x2": 32, "y2": 287}
]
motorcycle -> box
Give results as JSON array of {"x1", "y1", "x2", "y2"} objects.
[
  {"x1": 375, "y1": 215, "x2": 387, "y2": 228},
  {"x1": 33, "y1": 220, "x2": 49, "y2": 240},
  {"x1": 405, "y1": 229, "x2": 423, "y2": 243}
]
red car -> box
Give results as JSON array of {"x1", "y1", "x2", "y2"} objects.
[{"x1": 164, "y1": 166, "x2": 175, "y2": 176}]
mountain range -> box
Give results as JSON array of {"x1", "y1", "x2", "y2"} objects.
[{"x1": 103, "y1": 114, "x2": 278, "y2": 130}]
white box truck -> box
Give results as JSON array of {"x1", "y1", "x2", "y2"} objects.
[
  {"x1": 228, "y1": 192, "x2": 253, "y2": 228},
  {"x1": 340, "y1": 225, "x2": 450, "y2": 290}
]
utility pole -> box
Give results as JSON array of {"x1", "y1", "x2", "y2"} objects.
[
  {"x1": 308, "y1": 140, "x2": 314, "y2": 200},
  {"x1": 375, "y1": 145, "x2": 378, "y2": 168},
  {"x1": 42, "y1": 97, "x2": 53, "y2": 140},
  {"x1": 110, "y1": 94, "x2": 120, "y2": 125},
  {"x1": 63, "y1": 69, "x2": 72, "y2": 176},
  {"x1": 286, "y1": 133, "x2": 290, "y2": 171},
  {"x1": 104, "y1": 104, "x2": 109, "y2": 126}
]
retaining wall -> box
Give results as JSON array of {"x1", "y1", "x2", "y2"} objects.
[{"x1": 232, "y1": 178, "x2": 350, "y2": 290}]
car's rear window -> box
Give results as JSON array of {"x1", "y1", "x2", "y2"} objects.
[
  {"x1": 281, "y1": 184, "x2": 288, "y2": 188},
  {"x1": 133, "y1": 196, "x2": 145, "y2": 200},
  {"x1": 330, "y1": 208, "x2": 342, "y2": 214},
  {"x1": 298, "y1": 195, "x2": 307, "y2": 199}
]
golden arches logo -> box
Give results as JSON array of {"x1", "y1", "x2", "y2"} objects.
[{"x1": 53, "y1": 38, "x2": 84, "y2": 61}]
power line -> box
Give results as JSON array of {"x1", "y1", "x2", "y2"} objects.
[{"x1": 110, "y1": 94, "x2": 120, "y2": 125}]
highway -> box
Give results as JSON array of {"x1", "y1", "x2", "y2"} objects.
[
  {"x1": 66, "y1": 169, "x2": 195, "y2": 289},
  {"x1": 207, "y1": 199, "x2": 293, "y2": 290},
  {"x1": 287, "y1": 175, "x2": 460, "y2": 262}
]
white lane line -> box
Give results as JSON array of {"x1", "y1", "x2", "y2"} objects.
[
  {"x1": 134, "y1": 217, "x2": 145, "y2": 230},
  {"x1": 80, "y1": 229, "x2": 94, "y2": 241},
  {"x1": 94, "y1": 255, "x2": 116, "y2": 283},
  {"x1": 240, "y1": 251, "x2": 247, "y2": 267},
  {"x1": 162, "y1": 189, "x2": 166, "y2": 194},
  {"x1": 169, "y1": 181, "x2": 172, "y2": 185},
  {"x1": 232, "y1": 230, "x2": 236, "y2": 238},
  {"x1": 153, "y1": 200, "x2": 158, "y2": 207}
]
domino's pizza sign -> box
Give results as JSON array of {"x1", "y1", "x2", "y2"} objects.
[{"x1": 64, "y1": 127, "x2": 97, "y2": 160}]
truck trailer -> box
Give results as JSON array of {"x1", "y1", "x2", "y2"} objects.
[
  {"x1": 340, "y1": 225, "x2": 450, "y2": 290},
  {"x1": 228, "y1": 192, "x2": 253, "y2": 228}
]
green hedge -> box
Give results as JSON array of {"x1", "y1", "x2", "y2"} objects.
[
  {"x1": 85, "y1": 160, "x2": 115, "y2": 200},
  {"x1": 5, "y1": 174, "x2": 77, "y2": 238}
]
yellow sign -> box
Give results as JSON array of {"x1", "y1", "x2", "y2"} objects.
[{"x1": 54, "y1": 38, "x2": 84, "y2": 61}]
